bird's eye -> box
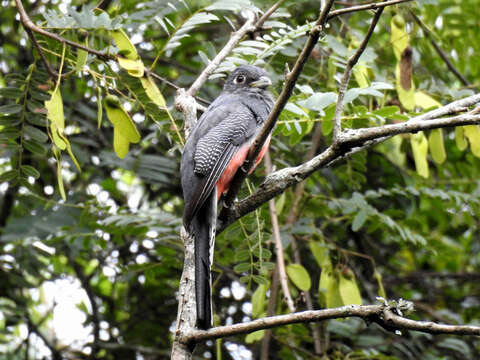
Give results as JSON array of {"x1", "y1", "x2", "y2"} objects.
[{"x1": 234, "y1": 75, "x2": 246, "y2": 84}]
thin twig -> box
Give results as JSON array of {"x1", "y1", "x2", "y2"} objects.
[
  {"x1": 181, "y1": 303, "x2": 480, "y2": 343},
  {"x1": 24, "y1": 28, "x2": 57, "y2": 79},
  {"x1": 410, "y1": 11, "x2": 471, "y2": 87},
  {"x1": 328, "y1": 0, "x2": 414, "y2": 20},
  {"x1": 265, "y1": 152, "x2": 295, "y2": 313},
  {"x1": 333, "y1": 8, "x2": 384, "y2": 141}
]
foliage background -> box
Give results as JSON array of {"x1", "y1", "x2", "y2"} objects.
[{"x1": 1, "y1": 0, "x2": 480, "y2": 359}]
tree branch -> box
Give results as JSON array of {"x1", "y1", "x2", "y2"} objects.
[
  {"x1": 179, "y1": 302, "x2": 480, "y2": 343},
  {"x1": 333, "y1": 7, "x2": 384, "y2": 141},
  {"x1": 219, "y1": 0, "x2": 415, "y2": 224},
  {"x1": 219, "y1": 0, "x2": 337, "y2": 221},
  {"x1": 217, "y1": 93, "x2": 480, "y2": 231},
  {"x1": 327, "y1": 0, "x2": 414, "y2": 20},
  {"x1": 171, "y1": 229, "x2": 197, "y2": 360}
]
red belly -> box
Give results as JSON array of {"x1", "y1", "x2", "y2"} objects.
[{"x1": 216, "y1": 136, "x2": 271, "y2": 200}]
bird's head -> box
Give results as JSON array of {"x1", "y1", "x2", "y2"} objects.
[{"x1": 223, "y1": 65, "x2": 272, "y2": 94}]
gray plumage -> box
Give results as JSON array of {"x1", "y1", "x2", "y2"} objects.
[{"x1": 180, "y1": 65, "x2": 274, "y2": 329}]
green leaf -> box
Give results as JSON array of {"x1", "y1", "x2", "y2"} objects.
[
  {"x1": 428, "y1": 128, "x2": 446, "y2": 164},
  {"x1": 234, "y1": 262, "x2": 250, "y2": 273},
  {"x1": 140, "y1": 75, "x2": 167, "y2": 108},
  {"x1": 245, "y1": 330, "x2": 265, "y2": 343},
  {"x1": 374, "y1": 271, "x2": 386, "y2": 298},
  {"x1": 0, "y1": 87, "x2": 24, "y2": 99},
  {"x1": 24, "y1": 139, "x2": 47, "y2": 155},
  {"x1": 338, "y1": 269, "x2": 362, "y2": 305},
  {"x1": 112, "y1": 29, "x2": 138, "y2": 60},
  {"x1": 373, "y1": 105, "x2": 400, "y2": 118},
  {"x1": 463, "y1": 125, "x2": 480, "y2": 157},
  {"x1": 113, "y1": 128, "x2": 131, "y2": 159},
  {"x1": 75, "y1": 38, "x2": 88, "y2": 71},
  {"x1": 53, "y1": 147, "x2": 66, "y2": 200},
  {"x1": 0, "y1": 104, "x2": 22, "y2": 115},
  {"x1": 275, "y1": 192, "x2": 286, "y2": 215},
  {"x1": 96, "y1": 86, "x2": 103, "y2": 128},
  {"x1": 309, "y1": 241, "x2": 327, "y2": 267},
  {"x1": 415, "y1": 91, "x2": 441, "y2": 109},
  {"x1": 353, "y1": 61, "x2": 369, "y2": 88},
  {"x1": 391, "y1": 14, "x2": 409, "y2": 60},
  {"x1": 410, "y1": 132, "x2": 429, "y2": 178},
  {"x1": 20, "y1": 165, "x2": 40, "y2": 179},
  {"x1": 104, "y1": 94, "x2": 141, "y2": 158},
  {"x1": 252, "y1": 247, "x2": 272, "y2": 260},
  {"x1": 117, "y1": 56, "x2": 145, "y2": 77},
  {"x1": 455, "y1": 126, "x2": 468, "y2": 151},
  {"x1": 322, "y1": 104, "x2": 336, "y2": 136},
  {"x1": 0, "y1": 169, "x2": 19, "y2": 182},
  {"x1": 235, "y1": 249, "x2": 250, "y2": 262},
  {"x1": 299, "y1": 92, "x2": 337, "y2": 112},
  {"x1": 352, "y1": 208, "x2": 368, "y2": 232},
  {"x1": 252, "y1": 275, "x2": 269, "y2": 285},
  {"x1": 0, "y1": 127, "x2": 20, "y2": 141},
  {"x1": 286, "y1": 263, "x2": 311, "y2": 291},
  {"x1": 45, "y1": 87, "x2": 66, "y2": 150},
  {"x1": 24, "y1": 124, "x2": 48, "y2": 143},
  {"x1": 319, "y1": 264, "x2": 343, "y2": 309},
  {"x1": 252, "y1": 283, "x2": 268, "y2": 318}
]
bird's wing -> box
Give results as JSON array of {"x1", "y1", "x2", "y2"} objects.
[{"x1": 184, "y1": 104, "x2": 256, "y2": 223}]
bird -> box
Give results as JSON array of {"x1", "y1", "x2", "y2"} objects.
[{"x1": 180, "y1": 65, "x2": 274, "y2": 329}]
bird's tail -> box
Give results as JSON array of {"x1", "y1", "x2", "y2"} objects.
[{"x1": 190, "y1": 189, "x2": 217, "y2": 329}]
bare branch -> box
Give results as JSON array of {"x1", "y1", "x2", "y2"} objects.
[
  {"x1": 180, "y1": 303, "x2": 480, "y2": 343},
  {"x1": 171, "y1": 228, "x2": 197, "y2": 360},
  {"x1": 328, "y1": 0, "x2": 414, "y2": 20},
  {"x1": 333, "y1": 8, "x2": 384, "y2": 141},
  {"x1": 265, "y1": 153, "x2": 295, "y2": 313},
  {"x1": 217, "y1": 93, "x2": 480, "y2": 230}
]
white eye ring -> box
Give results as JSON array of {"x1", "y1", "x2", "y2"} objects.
[{"x1": 234, "y1": 74, "x2": 246, "y2": 84}]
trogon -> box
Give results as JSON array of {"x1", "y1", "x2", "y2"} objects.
[{"x1": 181, "y1": 65, "x2": 274, "y2": 329}]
